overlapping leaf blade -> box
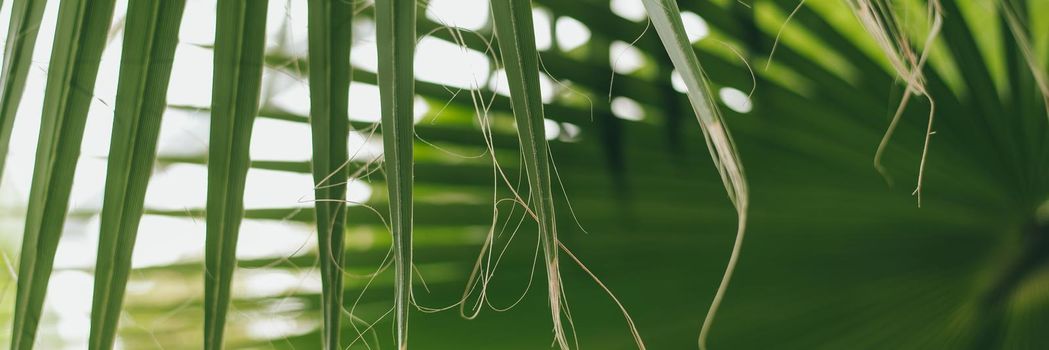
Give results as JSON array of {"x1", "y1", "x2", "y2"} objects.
[
  {"x1": 306, "y1": 0, "x2": 353, "y2": 348},
  {"x1": 375, "y1": 0, "x2": 416, "y2": 348},
  {"x1": 204, "y1": 1, "x2": 269, "y2": 349},
  {"x1": 490, "y1": 1, "x2": 569, "y2": 348},
  {"x1": 0, "y1": 0, "x2": 48, "y2": 184},
  {"x1": 639, "y1": 1, "x2": 749, "y2": 349},
  {"x1": 10, "y1": 0, "x2": 118, "y2": 348},
  {"x1": 87, "y1": 1, "x2": 187, "y2": 349}
]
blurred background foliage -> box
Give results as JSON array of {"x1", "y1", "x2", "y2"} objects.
[{"x1": 0, "y1": 0, "x2": 1047, "y2": 349}]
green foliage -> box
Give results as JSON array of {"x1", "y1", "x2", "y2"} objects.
[
  {"x1": 490, "y1": 0, "x2": 570, "y2": 347},
  {"x1": 11, "y1": 0, "x2": 117, "y2": 348},
  {"x1": 204, "y1": 1, "x2": 269, "y2": 349},
  {"x1": 375, "y1": 0, "x2": 417, "y2": 348},
  {"x1": 0, "y1": 0, "x2": 1047, "y2": 349},
  {"x1": 306, "y1": 1, "x2": 354, "y2": 349},
  {"x1": 89, "y1": 1, "x2": 187, "y2": 349},
  {"x1": 0, "y1": 0, "x2": 47, "y2": 184},
  {"x1": 639, "y1": 1, "x2": 749, "y2": 347}
]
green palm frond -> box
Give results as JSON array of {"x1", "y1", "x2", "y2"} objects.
[
  {"x1": 11, "y1": 0, "x2": 117, "y2": 348},
  {"x1": 88, "y1": 1, "x2": 186, "y2": 349},
  {"x1": 204, "y1": 1, "x2": 269, "y2": 348},
  {"x1": 305, "y1": 1, "x2": 353, "y2": 348},
  {"x1": 0, "y1": 0, "x2": 1046, "y2": 349}
]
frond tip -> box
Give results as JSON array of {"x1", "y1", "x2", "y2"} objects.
[
  {"x1": 375, "y1": 0, "x2": 418, "y2": 348},
  {"x1": 849, "y1": 0, "x2": 943, "y2": 206},
  {"x1": 639, "y1": 0, "x2": 749, "y2": 348},
  {"x1": 490, "y1": 0, "x2": 571, "y2": 348}
]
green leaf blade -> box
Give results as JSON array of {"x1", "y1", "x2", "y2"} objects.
[
  {"x1": 0, "y1": 0, "x2": 48, "y2": 185},
  {"x1": 489, "y1": 1, "x2": 569, "y2": 348},
  {"x1": 205, "y1": 1, "x2": 269, "y2": 349},
  {"x1": 306, "y1": 0, "x2": 353, "y2": 349},
  {"x1": 10, "y1": 0, "x2": 118, "y2": 348},
  {"x1": 375, "y1": 0, "x2": 416, "y2": 348},
  {"x1": 640, "y1": 1, "x2": 749, "y2": 349},
  {"x1": 87, "y1": 1, "x2": 187, "y2": 349}
]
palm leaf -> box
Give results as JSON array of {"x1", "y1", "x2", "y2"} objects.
[
  {"x1": 4, "y1": 0, "x2": 1048, "y2": 349},
  {"x1": 375, "y1": 0, "x2": 417, "y2": 348},
  {"x1": 88, "y1": 1, "x2": 187, "y2": 349},
  {"x1": 204, "y1": 1, "x2": 269, "y2": 349},
  {"x1": 10, "y1": 0, "x2": 118, "y2": 348},
  {"x1": 640, "y1": 0, "x2": 748, "y2": 348},
  {"x1": 306, "y1": 0, "x2": 353, "y2": 349},
  {"x1": 490, "y1": 0, "x2": 570, "y2": 348},
  {"x1": 0, "y1": 0, "x2": 48, "y2": 184}
]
